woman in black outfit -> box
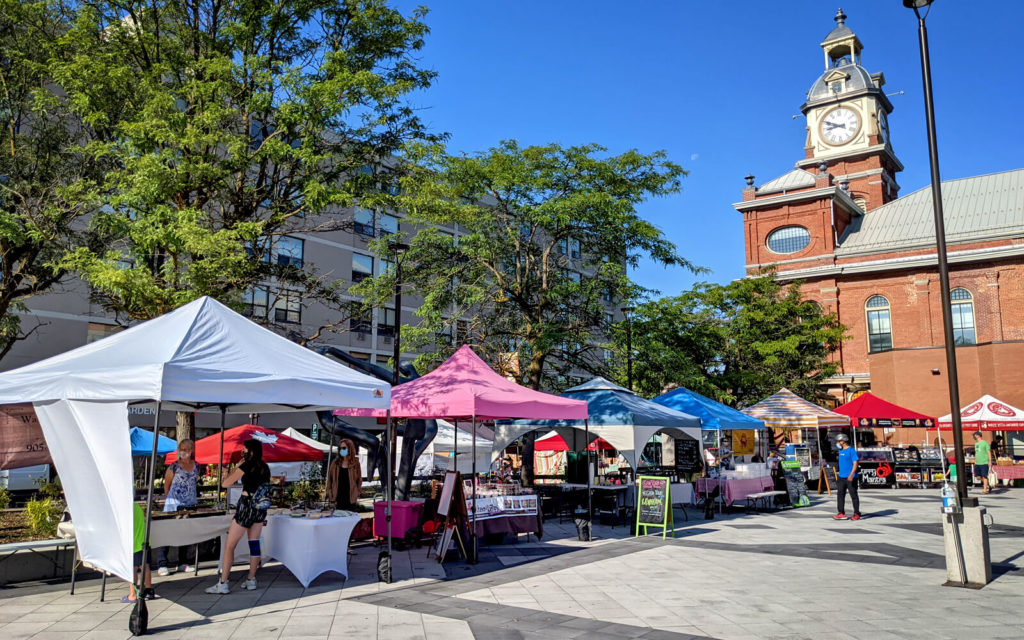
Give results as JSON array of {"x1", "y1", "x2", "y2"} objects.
[{"x1": 206, "y1": 439, "x2": 271, "y2": 594}]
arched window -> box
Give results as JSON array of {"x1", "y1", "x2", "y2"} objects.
[
  {"x1": 950, "y1": 288, "x2": 976, "y2": 345},
  {"x1": 865, "y1": 295, "x2": 892, "y2": 353}
]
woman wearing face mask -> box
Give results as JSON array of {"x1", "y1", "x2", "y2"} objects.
[
  {"x1": 155, "y1": 438, "x2": 198, "y2": 576},
  {"x1": 326, "y1": 439, "x2": 361, "y2": 511},
  {"x1": 205, "y1": 439, "x2": 270, "y2": 594}
]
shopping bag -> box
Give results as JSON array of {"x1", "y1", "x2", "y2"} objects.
[{"x1": 129, "y1": 597, "x2": 148, "y2": 636}]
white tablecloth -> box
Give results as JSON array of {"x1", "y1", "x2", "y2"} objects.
[
  {"x1": 150, "y1": 514, "x2": 234, "y2": 548},
  {"x1": 264, "y1": 515, "x2": 360, "y2": 587}
]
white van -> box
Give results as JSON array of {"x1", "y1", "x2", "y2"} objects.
[{"x1": 0, "y1": 464, "x2": 51, "y2": 491}]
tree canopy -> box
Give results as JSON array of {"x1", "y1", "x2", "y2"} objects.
[
  {"x1": 358, "y1": 140, "x2": 695, "y2": 390},
  {"x1": 617, "y1": 274, "x2": 846, "y2": 407},
  {"x1": 51, "y1": 0, "x2": 438, "y2": 332}
]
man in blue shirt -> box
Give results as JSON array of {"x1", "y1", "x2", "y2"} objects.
[{"x1": 834, "y1": 434, "x2": 861, "y2": 521}]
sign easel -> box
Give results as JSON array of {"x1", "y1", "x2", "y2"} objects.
[
  {"x1": 434, "y1": 470, "x2": 468, "y2": 563},
  {"x1": 817, "y1": 465, "x2": 837, "y2": 495},
  {"x1": 635, "y1": 475, "x2": 673, "y2": 539}
]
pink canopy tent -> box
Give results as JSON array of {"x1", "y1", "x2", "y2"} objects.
[
  {"x1": 335, "y1": 345, "x2": 590, "y2": 554},
  {"x1": 333, "y1": 345, "x2": 588, "y2": 420}
]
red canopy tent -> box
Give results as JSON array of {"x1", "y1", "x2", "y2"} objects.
[
  {"x1": 535, "y1": 432, "x2": 614, "y2": 452},
  {"x1": 834, "y1": 392, "x2": 935, "y2": 429},
  {"x1": 938, "y1": 395, "x2": 1024, "y2": 431},
  {"x1": 165, "y1": 424, "x2": 323, "y2": 465}
]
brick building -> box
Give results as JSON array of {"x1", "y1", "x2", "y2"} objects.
[{"x1": 733, "y1": 10, "x2": 1024, "y2": 441}]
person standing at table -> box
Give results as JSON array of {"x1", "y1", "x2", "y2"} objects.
[
  {"x1": 833, "y1": 434, "x2": 861, "y2": 521},
  {"x1": 155, "y1": 438, "x2": 198, "y2": 575},
  {"x1": 973, "y1": 431, "x2": 991, "y2": 494},
  {"x1": 326, "y1": 439, "x2": 361, "y2": 511},
  {"x1": 206, "y1": 439, "x2": 270, "y2": 594}
]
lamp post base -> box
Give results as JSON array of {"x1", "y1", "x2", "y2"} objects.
[{"x1": 942, "y1": 506, "x2": 991, "y2": 588}]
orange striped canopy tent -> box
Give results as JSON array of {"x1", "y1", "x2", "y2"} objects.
[{"x1": 742, "y1": 388, "x2": 848, "y2": 442}]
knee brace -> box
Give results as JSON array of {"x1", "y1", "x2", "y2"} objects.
[{"x1": 248, "y1": 539, "x2": 261, "y2": 558}]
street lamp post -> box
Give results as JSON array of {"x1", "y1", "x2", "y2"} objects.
[
  {"x1": 379, "y1": 241, "x2": 409, "y2": 584},
  {"x1": 620, "y1": 307, "x2": 634, "y2": 391},
  {"x1": 902, "y1": 0, "x2": 989, "y2": 587}
]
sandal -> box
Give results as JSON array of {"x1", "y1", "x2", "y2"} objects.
[{"x1": 120, "y1": 595, "x2": 138, "y2": 604}]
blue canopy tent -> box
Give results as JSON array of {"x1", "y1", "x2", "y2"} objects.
[
  {"x1": 494, "y1": 378, "x2": 702, "y2": 472},
  {"x1": 653, "y1": 387, "x2": 766, "y2": 460},
  {"x1": 129, "y1": 427, "x2": 177, "y2": 457}
]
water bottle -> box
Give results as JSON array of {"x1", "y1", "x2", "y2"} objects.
[{"x1": 941, "y1": 482, "x2": 955, "y2": 514}]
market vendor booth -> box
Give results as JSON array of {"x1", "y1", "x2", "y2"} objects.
[
  {"x1": 335, "y1": 345, "x2": 588, "y2": 560},
  {"x1": 0, "y1": 297, "x2": 391, "y2": 621},
  {"x1": 939, "y1": 395, "x2": 1024, "y2": 486}
]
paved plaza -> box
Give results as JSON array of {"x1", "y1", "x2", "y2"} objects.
[{"x1": 2, "y1": 489, "x2": 1023, "y2": 639}]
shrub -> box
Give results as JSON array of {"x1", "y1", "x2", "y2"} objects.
[
  {"x1": 34, "y1": 476, "x2": 62, "y2": 500},
  {"x1": 26, "y1": 497, "x2": 62, "y2": 538},
  {"x1": 0, "y1": 487, "x2": 10, "y2": 511}
]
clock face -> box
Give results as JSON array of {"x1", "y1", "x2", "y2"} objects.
[
  {"x1": 820, "y1": 107, "x2": 861, "y2": 145},
  {"x1": 878, "y1": 110, "x2": 890, "y2": 144}
]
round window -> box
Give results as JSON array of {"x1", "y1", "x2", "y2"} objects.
[{"x1": 766, "y1": 226, "x2": 811, "y2": 254}]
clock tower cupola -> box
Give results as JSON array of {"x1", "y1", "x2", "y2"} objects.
[{"x1": 798, "y1": 9, "x2": 902, "y2": 212}]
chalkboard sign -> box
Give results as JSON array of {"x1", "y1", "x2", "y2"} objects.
[
  {"x1": 818, "y1": 465, "x2": 838, "y2": 495},
  {"x1": 781, "y1": 461, "x2": 810, "y2": 507},
  {"x1": 674, "y1": 439, "x2": 701, "y2": 473},
  {"x1": 635, "y1": 475, "x2": 673, "y2": 538}
]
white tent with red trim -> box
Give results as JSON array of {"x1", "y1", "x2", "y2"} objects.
[{"x1": 938, "y1": 395, "x2": 1024, "y2": 431}]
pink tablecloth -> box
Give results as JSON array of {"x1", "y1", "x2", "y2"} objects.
[
  {"x1": 993, "y1": 466, "x2": 1024, "y2": 480},
  {"x1": 697, "y1": 476, "x2": 774, "y2": 506}
]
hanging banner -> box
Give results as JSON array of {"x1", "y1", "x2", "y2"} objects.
[
  {"x1": 732, "y1": 430, "x2": 755, "y2": 455},
  {"x1": 0, "y1": 404, "x2": 52, "y2": 469}
]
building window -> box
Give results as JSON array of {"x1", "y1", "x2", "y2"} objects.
[
  {"x1": 273, "y1": 290, "x2": 301, "y2": 324},
  {"x1": 557, "y1": 238, "x2": 568, "y2": 255},
  {"x1": 569, "y1": 271, "x2": 581, "y2": 284},
  {"x1": 86, "y1": 322, "x2": 123, "y2": 344},
  {"x1": 353, "y1": 206, "x2": 375, "y2": 236},
  {"x1": 349, "y1": 351, "x2": 370, "y2": 361},
  {"x1": 242, "y1": 286, "x2": 270, "y2": 320},
  {"x1": 766, "y1": 226, "x2": 811, "y2": 254},
  {"x1": 350, "y1": 309, "x2": 372, "y2": 334},
  {"x1": 378, "y1": 307, "x2": 397, "y2": 336},
  {"x1": 380, "y1": 213, "x2": 399, "y2": 236},
  {"x1": 569, "y1": 238, "x2": 581, "y2": 259},
  {"x1": 865, "y1": 295, "x2": 892, "y2": 353},
  {"x1": 352, "y1": 254, "x2": 374, "y2": 283},
  {"x1": 950, "y1": 288, "x2": 976, "y2": 345},
  {"x1": 276, "y1": 236, "x2": 304, "y2": 268}
]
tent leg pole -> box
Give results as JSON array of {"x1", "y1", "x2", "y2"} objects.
[
  {"x1": 470, "y1": 414, "x2": 478, "y2": 564},
  {"x1": 217, "y1": 406, "x2": 226, "y2": 508},
  {"x1": 585, "y1": 419, "x2": 592, "y2": 542},
  {"x1": 381, "y1": 410, "x2": 393, "y2": 583},
  {"x1": 139, "y1": 402, "x2": 162, "y2": 605},
  {"x1": 453, "y1": 419, "x2": 457, "y2": 471}
]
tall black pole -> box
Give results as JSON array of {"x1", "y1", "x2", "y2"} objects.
[
  {"x1": 139, "y1": 402, "x2": 162, "y2": 593},
  {"x1": 584, "y1": 419, "x2": 592, "y2": 541},
  {"x1": 380, "y1": 242, "x2": 408, "y2": 583},
  {"x1": 217, "y1": 405, "x2": 226, "y2": 507},
  {"x1": 470, "y1": 414, "x2": 478, "y2": 563},
  {"x1": 621, "y1": 307, "x2": 633, "y2": 391},
  {"x1": 907, "y1": 1, "x2": 971, "y2": 504}
]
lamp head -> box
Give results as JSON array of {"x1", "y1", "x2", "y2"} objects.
[{"x1": 903, "y1": 0, "x2": 933, "y2": 8}]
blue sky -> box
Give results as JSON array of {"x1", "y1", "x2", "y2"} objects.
[{"x1": 396, "y1": 1, "x2": 1024, "y2": 296}]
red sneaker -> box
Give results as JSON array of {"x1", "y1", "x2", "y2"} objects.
[
  {"x1": 850, "y1": 514, "x2": 862, "y2": 521},
  {"x1": 833, "y1": 513, "x2": 848, "y2": 520}
]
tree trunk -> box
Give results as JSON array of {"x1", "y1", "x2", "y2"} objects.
[
  {"x1": 175, "y1": 411, "x2": 195, "y2": 443},
  {"x1": 521, "y1": 349, "x2": 546, "y2": 487}
]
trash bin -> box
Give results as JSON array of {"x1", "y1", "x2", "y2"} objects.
[
  {"x1": 573, "y1": 507, "x2": 591, "y2": 541},
  {"x1": 373, "y1": 500, "x2": 425, "y2": 540}
]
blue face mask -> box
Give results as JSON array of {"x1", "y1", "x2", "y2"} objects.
[{"x1": 339, "y1": 449, "x2": 349, "y2": 457}]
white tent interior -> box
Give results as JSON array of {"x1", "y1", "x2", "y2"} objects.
[
  {"x1": 0, "y1": 297, "x2": 390, "y2": 581},
  {"x1": 410, "y1": 419, "x2": 492, "y2": 476}
]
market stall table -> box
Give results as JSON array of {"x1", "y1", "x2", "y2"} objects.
[
  {"x1": 264, "y1": 514, "x2": 361, "y2": 587},
  {"x1": 468, "y1": 494, "x2": 543, "y2": 540},
  {"x1": 696, "y1": 476, "x2": 773, "y2": 507},
  {"x1": 150, "y1": 513, "x2": 233, "y2": 549},
  {"x1": 993, "y1": 466, "x2": 1024, "y2": 481}
]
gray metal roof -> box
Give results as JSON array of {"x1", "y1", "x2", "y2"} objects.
[
  {"x1": 757, "y1": 169, "x2": 817, "y2": 195},
  {"x1": 836, "y1": 169, "x2": 1024, "y2": 255},
  {"x1": 807, "y1": 63, "x2": 876, "y2": 103}
]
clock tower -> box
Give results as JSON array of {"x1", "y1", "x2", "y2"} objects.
[{"x1": 798, "y1": 8, "x2": 902, "y2": 212}]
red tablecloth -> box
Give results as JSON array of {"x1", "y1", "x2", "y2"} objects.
[
  {"x1": 697, "y1": 476, "x2": 774, "y2": 506},
  {"x1": 993, "y1": 466, "x2": 1024, "y2": 480}
]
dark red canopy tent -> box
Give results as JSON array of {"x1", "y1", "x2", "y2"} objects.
[
  {"x1": 834, "y1": 392, "x2": 935, "y2": 428},
  {"x1": 534, "y1": 432, "x2": 615, "y2": 452},
  {"x1": 165, "y1": 424, "x2": 322, "y2": 465}
]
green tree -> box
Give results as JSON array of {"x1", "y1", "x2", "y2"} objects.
[
  {"x1": 620, "y1": 274, "x2": 846, "y2": 407},
  {"x1": 0, "y1": 0, "x2": 103, "y2": 359},
  {"x1": 56, "y1": 0, "x2": 436, "y2": 321},
  {"x1": 361, "y1": 140, "x2": 695, "y2": 391}
]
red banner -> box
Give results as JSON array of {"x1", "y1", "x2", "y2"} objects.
[{"x1": 0, "y1": 404, "x2": 52, "y2": 469}]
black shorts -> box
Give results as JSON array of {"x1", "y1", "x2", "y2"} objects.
[
  {"x1": 133, "y1": 546, "x2": 150, "y2": 568},
  {"x1": 973, "y1": 463, "x2": 989, "y2": 479},
  {"x1": 234, "y1": 494, "x2": 267, "y2": 529}
]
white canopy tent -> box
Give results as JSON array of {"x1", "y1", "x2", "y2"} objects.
[
  {"x1": 0, "y1": 297, "x2": 390, "y2": 581},
  {"x1": 412, "y1": 419, "x2": 493, "y2": 476}
]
